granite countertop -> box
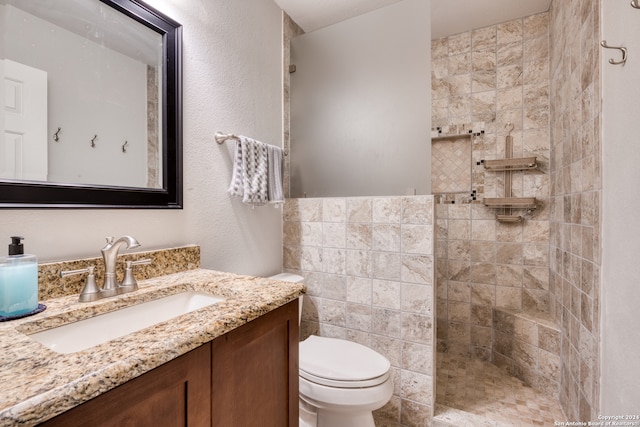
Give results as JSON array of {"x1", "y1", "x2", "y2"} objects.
[{"x1": 0, "y1": 269, "x2": 304, "y2": 425}]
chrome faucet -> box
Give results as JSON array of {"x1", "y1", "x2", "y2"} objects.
[{"x1": 100, "y1": 236, "x2": 140, "y2": 297}]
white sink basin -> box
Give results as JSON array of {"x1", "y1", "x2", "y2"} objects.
[{"x1": 28, "y1": 291, "x2": 225, "y2": 354}]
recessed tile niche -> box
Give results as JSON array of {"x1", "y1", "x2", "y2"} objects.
[{"x1": 431, "y1": 136, "x2": 472, "y2": 194}]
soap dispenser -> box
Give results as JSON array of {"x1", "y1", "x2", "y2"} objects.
[{"x1": 0, "y1": 237, "x2": 38, "y2": 317}]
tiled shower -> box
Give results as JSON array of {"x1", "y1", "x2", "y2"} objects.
[
  {"x1": 283, "y1": 0, "x2": 602, "y2": 425},
  {"x1": 430, "y1": 0, "x2": 601, "y2": 423},
  {"x1": 431, "y1": 9, "x2": 558, "y2": 392}
]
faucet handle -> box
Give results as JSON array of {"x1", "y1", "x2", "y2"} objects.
[
  {"x1": 119, "y1": 258, "x2": 152, "y2": 293},
  {"x1": 61, "y1": 266, "x2": 101, "y2": 302},
  {"x1": 130, "y1": 258, "x2": 152, "y2": 267}
]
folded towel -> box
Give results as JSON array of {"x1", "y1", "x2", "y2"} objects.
[
  {"x1": 267, "y1": 144, "x2": 284, "y2": 204},
  {"x1": 228, "y1": 136, "x2": 269, "y2": 205}
]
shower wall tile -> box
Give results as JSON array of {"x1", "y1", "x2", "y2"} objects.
[
  {"x1": 498, "y1": 65, "x2": 523, "y2": 89},
  {"x1": 448, "y1": 32, "x2": 471, "y2": 55},
  {"x1": 498, "y1": 42, "x2": 523, "y2": 66},
  {"x1": 539, "y1": 324, "x2": 561, "y2": 354},
  {"x1": 322, "y1": 198, "x2": 346, "y2": 222},
  {"x1": 497, "y1": 19, "x2": 523, "y2": 45},
  {"x1": 346, "y1": 249, "x2": 372, "y2": 277},
  {"x1": 432, "y1": 12, "x2": 554, "y2": 398},
  {"x1": 525, "y1": 12, "x2": 549, "y2": 38},
  {"x1": 373, "y1": 224, "x2": 401, "y2": 252},
  {"x1": 401, "y1": 255, "x2": 434, "y2": 284},
  {"x1": 373, "y1": 280, "x2": 402, "y2": 309},
  {"x1": 347, "y1": 198, "x2": 373, "y2": 222},
  {"x1": 373, "y1": 198, "x2": 403, "y2": 223},
  {"x1": 347, "y1": 276, "x2": 372, "y2": 304},
  {"x1": 402, "y1": 342, "x2": 433, "y2": 374},
  {"x1": 402, "y1": 197, "x2": 434, "y2": 224},
  {"x1": 549, "y1": 0, "x2": 601, "y2": 420},
  {"x1": 449, "y1": 53, "x2": 471, "y2": 75},
  {"x1": 432, "y1": 38, "x2": 448, "y2": 59},
  {"x1": 284, "y1": 196, "x2": 435, "y2": 426},
  {"x1": 347, "y1": 223, "x2": 373, "y2": 249},
  {"x1": 472, "y1": 26, "x2": 496, "y2": 51},
  {"x1": 448, "y1": 240, "x2": 470, "y2": 260},
  {"x1": 294, "y1": 198, "x2": 323, "y2": 221},
  {"x1": 472, "y1": 71, "x2": 496, "y2": 92},
  {"x1": 496, "y1": 287, "x2": 522, "y2": 310}
]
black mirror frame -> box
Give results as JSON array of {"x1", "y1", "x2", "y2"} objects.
[{"x1": 0, "y1": 0, "x2": 183, "y2": 209}]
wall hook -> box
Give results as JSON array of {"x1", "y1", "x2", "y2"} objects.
[
  {"x1": 122, "y1": 141, "x2": 128, "y2": 153},
  {"x1": 53, "y1": 127, "x2": 61, "y2": 142},
  {"x1": 91, "y1": 134, "x2": 97, "y2": 148},
  {"x1": 632, "y1": 0, "x2": 640, "y2": 9},
  {"x1": 601, "y1": 40, "x2": 627, "y2": 65},
  {"x1": 505, "y1": 122, "x2": 514, "y2": 137}
]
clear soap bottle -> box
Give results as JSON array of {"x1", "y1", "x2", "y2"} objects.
[{"x1": 0, "y1": 236, "x2": 38, "y2": 317}]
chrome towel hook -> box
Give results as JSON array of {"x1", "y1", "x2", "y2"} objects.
[
  {"x1": 53, "y1": 127, "x2": 61, "y2": 142},
  {"x1": 90, "y1": 134, "x2": 97, "y2": 148},
  {"x1": 601, "y1": 40, "x2": 627, "y2": 65},
  {"x1": 632, "y1": 0, "x2": 640, "y2": 9}
]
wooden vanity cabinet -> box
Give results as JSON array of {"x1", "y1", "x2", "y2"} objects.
[
  {"x1": 40, "y1": 343, "x2": 212, "y2": 427},
  {"x1": 40, "y1": 300, "x2": 299, "y2": 427},
  {"x1": 211, "y1": 298, "x2": 299, "y2": 426}
]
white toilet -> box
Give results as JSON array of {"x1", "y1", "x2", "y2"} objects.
[{"x1": 270, "y1": 273, "x2": 393, "y2": 427}]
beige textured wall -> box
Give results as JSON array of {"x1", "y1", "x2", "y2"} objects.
[
  {"x1": 600, "y1": 0, "x2": 640, "y2": 413},
  {"x1": 288, "y1": 0, "x2": 431, "y2": 197},
  {"x1": 283, "y1": 196, "x2": 435, "y2": 426},
  {"x1": 0, "y1": 0, "x2": 285, "y2": 279},
  {"x1": 548, "y1": 0, "x2": 601, "y2": 421}
]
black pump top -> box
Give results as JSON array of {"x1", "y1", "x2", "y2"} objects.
[{"x1": 9, "y1": 236, "x2": 24, "y2": 256}]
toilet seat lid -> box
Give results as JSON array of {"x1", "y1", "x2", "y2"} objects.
[{"x1": 299, "y1": 335, "x2": 391, "y2": 386}]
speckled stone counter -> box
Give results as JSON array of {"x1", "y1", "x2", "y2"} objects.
[{"x1": 0, "y1": 269, "x2": 304, "y2": 425}]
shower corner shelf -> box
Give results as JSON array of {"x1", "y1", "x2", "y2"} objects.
[
  {"x1": 483, "y1": 197, "x2": 537, "y2": 223},
  {"x1": 496, "y1": 214, "x2": 525, "y2": 223},
  {"x1": 482, "y1": 156, "x2": 538, "y2": 172},
  {"x1": 481, "y1": 153, "x2": 539, "y2": 223}
]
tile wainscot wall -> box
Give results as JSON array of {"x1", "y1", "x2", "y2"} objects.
[{"x1": 283, "y1": 196, "x2": 436, "y2": 427}]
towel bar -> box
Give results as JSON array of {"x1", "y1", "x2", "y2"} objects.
[{"x1": 215, "y1": 131, "x2": 240, "y2": 144}]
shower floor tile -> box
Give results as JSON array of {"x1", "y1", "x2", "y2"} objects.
[{"x1": 434, "y1": 352, "x2": 565, "y2": 426}]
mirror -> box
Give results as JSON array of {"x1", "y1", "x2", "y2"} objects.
[{"x1": 0, "y1": 0, "x2": 182, "y2": 208}]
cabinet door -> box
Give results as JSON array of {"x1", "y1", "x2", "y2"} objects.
[
  {"x1": 40, "y1": 343, "x2": 212, "y2": 427},
  {"x1": 211, "y1": 300, "x2": 299, "y2": 427}
]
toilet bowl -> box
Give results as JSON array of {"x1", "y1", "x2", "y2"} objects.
[
  {"x1": 269, "y1": 273, "x2": 393, "y2": 427},
  {"x1": 299, "y1": 335, "x2": 393, "y2": 427}
]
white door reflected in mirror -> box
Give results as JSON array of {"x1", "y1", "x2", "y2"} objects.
[{"x1": 1, "y1": 59, "x2": 47, "y2": 182}]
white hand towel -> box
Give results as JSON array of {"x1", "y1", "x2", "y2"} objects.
[
  {"x1": 227, "y1": 136, "x2": 269, "y2": 205},
  {"x1": 267, "y1": 144, "x2": 284, "y2": 204}
]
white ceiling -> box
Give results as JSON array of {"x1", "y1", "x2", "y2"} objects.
[{"x1": 275, "y1": 0, "x2": 552, "y2": 37}]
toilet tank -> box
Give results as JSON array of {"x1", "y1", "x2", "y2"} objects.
[{"x1": 269, "y1": 273, "x2": 304, "y2": 324}]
